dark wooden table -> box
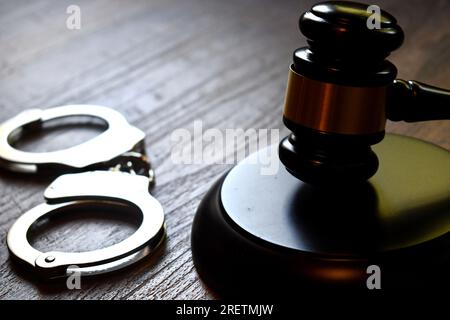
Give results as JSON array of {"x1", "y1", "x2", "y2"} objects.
[{"x1": 0, "y1": 0, "x2": 448, "y2": 299}]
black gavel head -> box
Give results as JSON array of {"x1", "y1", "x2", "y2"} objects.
[{"x1": 279, "y1": 1, "x2": 404, "y2": 185}]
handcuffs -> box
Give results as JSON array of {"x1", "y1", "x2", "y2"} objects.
[{"x1": 0, "y1": 105, "x2": 165, "y2": 278}]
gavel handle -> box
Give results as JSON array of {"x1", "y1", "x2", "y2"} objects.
[{"x1": 387, "y1": 79, "x2": 450, "y2": 122}]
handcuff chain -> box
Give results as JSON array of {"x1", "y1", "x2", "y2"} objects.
[{"x1": 108, "y1": 151, "x2": 155, "y2": 187}]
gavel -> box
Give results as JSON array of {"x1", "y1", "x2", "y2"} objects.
[
  {"x1": 279, "y1": 1, "x2": 450, "y2": 185},
  {"x1": 191, "y1": 1, "x2": 450, "y2": 296}
]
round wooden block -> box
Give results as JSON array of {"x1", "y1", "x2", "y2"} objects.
[{"x1": 191, "y1": 134, "x2": 450, "y2": 297}]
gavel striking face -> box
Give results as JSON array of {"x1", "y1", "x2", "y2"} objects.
[{"x1": 279, "y1": 1, "x2": 450, "y2": 185}]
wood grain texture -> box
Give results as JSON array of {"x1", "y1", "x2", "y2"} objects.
[{"x1": 0, "y1": 0, "x2": 448, "y2": 299}]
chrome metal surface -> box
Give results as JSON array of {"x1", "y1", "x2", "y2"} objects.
[
  {"x1": 2, "y1": 105, "x2": 165, "y2": 278},
  {"x1": 7, "y1": 171, "x2": 165, "y2": 278},
  {"x1": 0, "y1": 105, "x2": 145, "y2": 173}
]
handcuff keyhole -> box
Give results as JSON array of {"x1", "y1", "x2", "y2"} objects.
[{"x1": 10, "y1": 116, "x2": 107, "y2": 153}]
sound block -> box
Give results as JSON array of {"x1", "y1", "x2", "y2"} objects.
[{"x1": 191, "y1": 134, "x2": 450, "y2": 297}]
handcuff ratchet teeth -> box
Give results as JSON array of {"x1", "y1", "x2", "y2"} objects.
[{"x1": 0, "y1": 105, "x2": 165, "y2": 278}]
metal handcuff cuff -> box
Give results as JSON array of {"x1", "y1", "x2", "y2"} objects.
[{"x1": 0, "y1": 105, "x2": 165, "y2": 278}]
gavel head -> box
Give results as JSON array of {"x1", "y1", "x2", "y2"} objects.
[{"x1": 279, "y1": 1, "x2": 404, "y2": 185}]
